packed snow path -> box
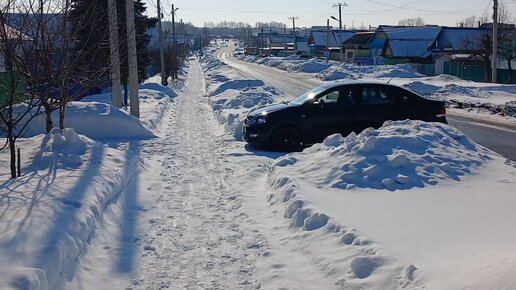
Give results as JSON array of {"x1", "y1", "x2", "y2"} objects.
[
  {"x1": 66, "y1": 61, "x2": 260, "y2": 289},
  {"x1": 130, "y1": 61, "x2": 259, "y2": 289}
]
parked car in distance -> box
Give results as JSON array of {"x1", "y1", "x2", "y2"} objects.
[{"x1": 243, "y1": 80, "x2": 447, "y2": 151}]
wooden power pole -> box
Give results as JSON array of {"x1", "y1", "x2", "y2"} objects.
[
  {"x1": 157, "y1": 0, "x2": 166, "y2": 85},
  {"x1": 333, "y1": 2, "x2": 347, "y2": 63},
  {"x1": 289, "y1": 16, "x2": 298, "y2": 55},
  {"x1": 107, "y1": 0, "x2": 122, "y2": 107},
  {"x1": 492, "y1": 0, "x2": 498, "y2": 83},
  {"x1": 125, "y1": 0, "x2": 139, "y2": 117}
]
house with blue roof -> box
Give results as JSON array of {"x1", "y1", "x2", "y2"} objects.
[
  {"x1": 368, "y1": 25, "x2": 441, "y2": 66},
  {"x1": 327, "y1": 29, "x2": 355, "y2": 60},
  {"x1": 430, "y1": 27, "x2": 488, "y2": 77},
  {"x1": 380, "y1": 26, "x2": 441, "y2": 65},
  {"x1": 307, "y1": 26, "x2": 332, "y2": 56},
  {"x1": 264, "y1": 33, "x2": 309, "y2": 56}
]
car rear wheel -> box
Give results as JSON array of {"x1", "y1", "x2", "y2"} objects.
[{"x1": 271, "y1": 125, "x2": 302, "y2": 152}]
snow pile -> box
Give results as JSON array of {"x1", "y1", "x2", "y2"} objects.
[
  {"x1": 405, "y1": 81, "x2": 516, "y2": 117},
  {"x1": 20, "y1": 102, "x2": 156, "y2": 140},
  {"x1": 33, "y1": 128, "x2": 88, "y2": 170},
  {"x1": 263, "y1": 119, "x2": 516, "y2": 289},
  {"x1": 201, "y1": 53, "x2": 284, "y2": 139},
  {"x1": 240, "y1": 55, "x2": 421, "y2": 80},
  {"x1": 0, "y1": 129, "x2": 140, "y2": 290},
  {"x1": 272, "y1": 120, "x2": 492, "y2": 191},
  {"x1": 10, "y1": 80, "x2": 180, "y2": 140},
  {"x1": 320, "y1": 63, "x2": 421, "y2": 81}
]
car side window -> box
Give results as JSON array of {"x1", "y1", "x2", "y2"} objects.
[
  {"x1": 338, "y1": 87, "x2": 355, "y2": 106},
  {"x1": 318, "y1": 90, "x2": 339, "y2": 104},
  {"x1": 361, "y1": 86, "x2": 394, "y2": 105}
]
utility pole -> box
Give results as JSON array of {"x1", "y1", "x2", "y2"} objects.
[
  {"x1": 333, "y1": 2, "x2": 347, "y2": 62},
  {"x1": 326, "y1": 19, "x2": 330, "y2": 63},
  {"x1": 261, "y1": 26, "x2": 264, "y2": 55},
  {"x1": 492, "y1": 0, "x2": 498, "y2": 83},
  {"x1": 157, "y1": 0, "x2": 166, "y2": 85},
  {"x1": 125, "y1": 0, "x2": 139, "y2": 117},
  {"x1": 289, "y1": 16, "x2": 298, "y2": 55},
  {"x1": 107, "y1": 0, "x2": 122, "y2": 107},
  {"x1": 181, "y1": 19, "x2": 186, "y2": 59},
  {"x1": 172, "y1": 4, "x2": 177, "y2": 47}
]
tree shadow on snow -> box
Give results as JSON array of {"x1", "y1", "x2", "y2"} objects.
[{"x1": 116, "y1": 141, "x2": 140, "y2": 274}]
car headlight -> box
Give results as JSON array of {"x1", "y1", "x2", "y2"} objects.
[{"x1": 248, "y1": 116, "x2": 267, "y2": 125}]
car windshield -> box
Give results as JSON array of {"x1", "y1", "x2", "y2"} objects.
[{"x1": 289, "y1": 85, "x2": 329, "y2": 105}]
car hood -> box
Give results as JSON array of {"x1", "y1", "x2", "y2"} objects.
[{"x1": 248, "y1": 102, "x2": 295, "y2": 117}]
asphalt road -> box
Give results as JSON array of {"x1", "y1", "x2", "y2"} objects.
[{"x1": 217, "y1": 49, "x2": 516, "y2": 161}]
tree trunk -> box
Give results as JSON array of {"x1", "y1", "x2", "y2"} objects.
[
  {"x1": 45, "y1": 105, "x2": 53, "y2": 133},
  {"x1": 8, "y1": 134, "x2": 16, "y2": 179},
  {"x1": 59, "y1": 106, "x2": 65, "y2": 129},
  {"x1": 123, "y1": 82, "x2": 128, "y2": 107},
  {"x1": 508, "y1": 60, "x2": 513, "y2": 84}
]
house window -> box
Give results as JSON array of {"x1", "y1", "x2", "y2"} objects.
[{"x1": 346, "y1": 51, "x2": 354, "y2": 60}]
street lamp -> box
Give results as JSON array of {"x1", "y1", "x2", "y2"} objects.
[{"x1": 331, "y1": 16, "x2": 341, "y2": 25}]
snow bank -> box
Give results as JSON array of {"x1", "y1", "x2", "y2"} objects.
[
  {"x1": 0, "y1": 74, "x2": 185, "y2": 290},
  {"x1": 8, "y1": 81, "x2": 180, "y2": 140},
  {"x1": 240, "y1": 55, "x2": 421, "y2": 79},
  {"x1": 0, "y1": 129, "x2": 140, "y2": 290},
  {"x1": 405, "y1": 81, "x2": 516, "y2": 117},
  {"x1": 274, "y1": 120, "x2": 492, "y2": 191},
  {"x1": 201, "y1": 53, "x2": 285, "y2": 139},
  {"x1": 20, "y1": 102, "x2": 156, "y2": 140},
  {"x1": 264, "y1": 119, "x2": 516, "y2": 289}
]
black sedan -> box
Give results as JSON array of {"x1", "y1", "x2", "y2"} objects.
[{"x1": 242, "y1": 80, "x2": 447, "y2": 151}]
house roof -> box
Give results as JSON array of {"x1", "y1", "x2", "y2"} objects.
[
  {"x1": 438, "y1": 27, "x2": 489, "y2": 51},
  {"x1": 309, "y1": 31, "x2": 329, "y2": 47},
  {"x1": 343, "y1": 32, "x2": 374, "y2": 45},
  {"x1": 269, "y1": 34, "x2": 294, "y2": 44},
  {"x1": 381, "y1": 26, "x2": 441, "y2": 41},
  {"x1": 328, "y1": 30, "x2": 355, "y2": 47},
  {"x1": 385, "y1": 39, "x2": 433, "y2": 58}
]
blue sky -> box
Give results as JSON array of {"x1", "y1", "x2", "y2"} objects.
[{"x1": 144, "y1": 0, "x2": 515, "y2": 28}]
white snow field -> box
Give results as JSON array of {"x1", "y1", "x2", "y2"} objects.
[
  {"x1": 1, "y1": 48, "x2": 515, "y2": 290},
  {"x1": 240, "y1": 55, "x2": 516, "y2": 121}
]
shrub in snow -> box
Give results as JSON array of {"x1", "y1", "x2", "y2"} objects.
[{"x1": 34, "y1": 128, "x2": 89, "y2": 170}]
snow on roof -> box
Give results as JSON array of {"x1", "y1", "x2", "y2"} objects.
[
  {"x1": 382, "y1": 26, "x2": 441, "y2": 41},
  {"x1": 387, "y1": 39, "x2": 433, "y2": 58},
  {"x1": 440, "y1": 27, "x2": 487, "y2": 51}
]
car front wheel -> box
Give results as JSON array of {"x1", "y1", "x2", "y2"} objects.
[{"x1": 271, "y1": 125, "x2": 302, "y2": 152}]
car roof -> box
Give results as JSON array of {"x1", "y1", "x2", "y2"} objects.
[{"x1": 319, "y1": 80, "x2": 401, "y2": 89}]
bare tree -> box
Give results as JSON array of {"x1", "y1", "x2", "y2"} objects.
[
  {"x1": 498, "y1": 29, "x2": 516, "y2": 83},
  {"x1": 0, "y1": 2, "x2": 42, "y2": 179},
  {"x1": 398, "y1": 17, "x2": 425, "y2": 27}
]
